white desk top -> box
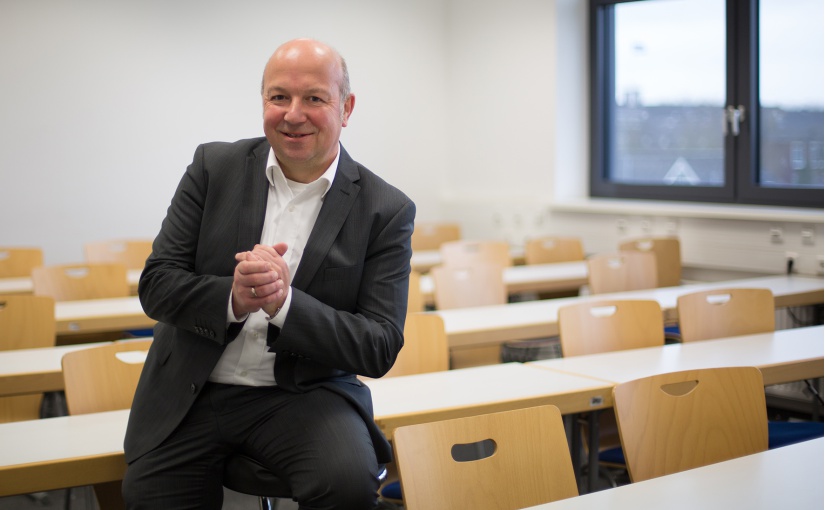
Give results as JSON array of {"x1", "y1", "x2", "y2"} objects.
[
  {"x1": 0, "y1": 269, "x2": 143, "y2": 295},
  {"x1": 528, "y1": 325, "x2": 824, "y2": 386},
  {"x1": 366, "y1": 363, "x2": 612, "y2": 436},
  {"x1": 523, "y1": 438, "x2": 824, "y2": 510},
  {"x1": 419, "y1": 261, "x2": 588, "y2": 298},
  {"x1": 0, "y1": 342, "x2": 108, "y2": 396},
  {"x1": 436, "y1": 275, "x2": 824, "y2": 347}
]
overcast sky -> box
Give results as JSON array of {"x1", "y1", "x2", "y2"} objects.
[{"x1": 614, "y1": 0, "x2": 823, "y2": 109}]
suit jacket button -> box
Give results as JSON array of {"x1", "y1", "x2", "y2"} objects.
[{"x1": 190, "y1": 383, "x2": 197, "y2": 393}]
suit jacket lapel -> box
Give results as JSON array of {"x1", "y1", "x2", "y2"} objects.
[
  {"x1": 292, "y1": 147, "x2": 360, "y2": 290},
  {"x1": 237, "y1": 141, "x2": 270, "y2": 252}
]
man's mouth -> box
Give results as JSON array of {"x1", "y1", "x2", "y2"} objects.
[{"x1": 283, "y1": 132, "x2": 310, "y2": 139}]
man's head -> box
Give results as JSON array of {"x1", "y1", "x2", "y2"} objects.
[{"x1": 261, "y1": 39, "x2": 355, "y2": 183}]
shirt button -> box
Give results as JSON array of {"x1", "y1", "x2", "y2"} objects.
[
  {"x1": 190, "y1": 383, "x2": 197, "y2": 394},
  {"x1": 240, "y1": 370, "x2": 248, "y2": 377},
  {"x1": 289, "y1": 206, "x2": 295, "y2": 213}
]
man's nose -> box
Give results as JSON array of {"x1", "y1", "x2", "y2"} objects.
[{"x1": 283, "y1": 99, "x2": 306, "y2": 123}]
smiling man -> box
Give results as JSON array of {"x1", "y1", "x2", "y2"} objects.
[{"x1": 122, "y1": 39, "x2": 415, "y2": 510}]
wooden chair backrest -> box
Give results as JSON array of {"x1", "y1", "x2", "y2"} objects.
[
  {"x1": 407, "y1": 271, "x2": 424, "y2": 314},
  {"x1": 411, "y1": 222, "x2": 462, "y2": 251},
  {"x1": 394, "y1": 405, "x2": 578, "y2": 510},
  {"x1": 558, "y1": 300, "x2": 664, "y2": 357},
  {"x1": 613, "y1": 367, "x2": 768, "y2": 483},
  {"x1": 386, "y1": 313, "x2": 449, "y2": 378},
  {"x1": 84, "y1": 239, "x2": 153, "y2": 270},
  {"x1": 31, "y1": 263, "x2": 129, "y2": 301},
  {"x1": 524, "y1": 237, "x2": 585, "y2": 265},
  {"x1": 0, "y1": 295, "x2": 56, "y2": 351},
  {"x1": 430, "y1": 262, "x2": 507, "y2": 310},
  {"x1": 676, "y1": 288, "x2": 775, "y2": 343},
  {"x1": 440, "y1": 240, "x2": 512, "y2": 268},
  {"x1": 0, "y1": 295, "x2": 56, "y2": 423},
  {"x1": 61, "y1": 339, "x2": 153, "y2": 415},
  {"x1": 586, "y1": 251, "x2": 657, "y2": 295},
  {"x1": 619, "y1": 237, "x2": 682, "y2": 287},
  {"x1": 0, "y1": 247, "x2": 43, "y2": 278}
]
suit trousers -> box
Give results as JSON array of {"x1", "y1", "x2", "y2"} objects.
[{"x1": 122, "y1": 382, "x2": 381, "y2": 510}]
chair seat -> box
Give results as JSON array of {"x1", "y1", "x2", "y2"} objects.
[
  {"x1": 768, "y1": 421, "x2": 824, "y2": 449},
  {"x1": 223, "y1": 455, "x2": 292, "y2": 499}
]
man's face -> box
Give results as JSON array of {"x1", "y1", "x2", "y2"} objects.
[{"x1": 261, "y1": 43, "x2": 353, "y2": 182}]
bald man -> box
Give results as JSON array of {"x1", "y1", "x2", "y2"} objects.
[{"x1": 122, "y1": 39, "x2": 415, "y2": 509}]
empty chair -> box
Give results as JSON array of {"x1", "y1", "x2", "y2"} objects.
[
  {"x1": 393, "y1": 405, "x2": 578, "y2": 510},
  {"x1": 524, "y1": 237, "x2": 585, "y2": 265},
  {"x1": 586, "y1": 251, "x2": 657, "y2": 295},
  {"x1": 439, "y1": 240, "x2": 513, "y2": 268},
  {"x1": 613, "y1": 367, "x2": 769, "y2": 482},
  {"x1": 62, "y1": 340, "x2": 292, "y2": 510},
  {"x1": 386, "y1": 313, "x2": 449, "y2": 378},
  {"x1": 676, "y1": 287, "x2": 775, "y2": 343},
  {"x1": 429, "y1": 263, "x2": 507, "y2": 311},
  {"x1": 411, "y1": 222, "x2": 461, "y2": 251},
  {"x1": 0, "y1": 247, "x2": 43, "y2": 278},
  {"x1": 0, "y1": 295, "x2": 56, "y2": 423},
  {"x1": 31, "y1": 263, "x2": 129, "y2": 301},
  {"x1": 619, "y1": 237, "x2": 682, "y2": 287},
  {"x1": 84, "y1": 239, "x2": 153, "y2": 271},
  {"x1": 558, "y1": 299, "x2": 664, "y2": 357}
]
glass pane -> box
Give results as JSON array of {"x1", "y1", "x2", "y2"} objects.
[
  {"x1": 759, "y1": 0, "x2": 824, "y2": 188},
  {"x1": 612, "y1": 0, "x2": 726, "y2": 186}
]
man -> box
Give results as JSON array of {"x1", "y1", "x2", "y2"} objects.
[{"x1": 123, "y1": 38, "x2": 415, "y2": 509}]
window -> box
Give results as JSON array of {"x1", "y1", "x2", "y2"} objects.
[{"x1": 590, "y1": 0, "x2": 823, "y2": 208}]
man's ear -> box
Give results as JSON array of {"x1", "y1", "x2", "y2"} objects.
[{"x1": 342, "y1": 94, "x2": 355, "y2": 127}]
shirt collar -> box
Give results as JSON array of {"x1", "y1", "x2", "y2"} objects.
[{"x1": 265, "y1": 146, "x2": 339, "y2": 197}]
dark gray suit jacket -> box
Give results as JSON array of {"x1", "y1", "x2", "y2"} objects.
[{"x1": 124, "y1": 137, "x2": 415, "y2": 465}]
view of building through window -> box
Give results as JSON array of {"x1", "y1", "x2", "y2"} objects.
[{"x1": 610, "y1": 0, "x2": 823, "y2": 189}]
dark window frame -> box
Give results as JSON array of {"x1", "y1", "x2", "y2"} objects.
[{"x1": 589, "y1": 0, "x2": 823, "y2": 209}]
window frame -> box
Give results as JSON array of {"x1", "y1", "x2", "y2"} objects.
[{"x1": 589, "y1": 0, "x2": 823, "y2": 209}]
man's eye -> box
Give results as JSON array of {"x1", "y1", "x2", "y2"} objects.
[
  {"x1": 270, "y1": 95, "x2": 287, "y2": 101},
  {"x1": 308, "y1": 96, "x2": 323, "y2": 103}
]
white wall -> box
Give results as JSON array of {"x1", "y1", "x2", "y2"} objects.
[
  {"x1": 2, "y1": 0, "x2": 822, "y2": 276},
  {"x1": 0, "y1": 0, "x2": 448, "y2": 264}
]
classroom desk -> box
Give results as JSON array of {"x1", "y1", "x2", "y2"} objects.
[
  {"x1": 0, "y1": 363, "x2": 611, "y2": 497},
  {"x1": 0, "y1": 269, "x2": 142, "y2": 296},
  {"x1": 438, "y1": 274, "x2": 824, "y2": 351},
  {"x1": 55, "y1": 296, "x2": 155, "y2": 337},
  {"x1": 364, "y1": 362, "x2": 612, "y2": 440},
  {"x1": 522, "y1": 437, "x2": 824, "y2": 510},
  {"x1": 0, "y1": 342, "x2": 109, "y2": 398},
  {"x1": 419, "y1": 261, "x2": 588, "y2": 305},
  {"x1": 527, "y1": 325, "x2": 824, "y2": 387},
  {"x1": 410, "y1": 247, "x2": 526, "y2": 274}
]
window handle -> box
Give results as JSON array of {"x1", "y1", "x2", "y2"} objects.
[{"x1": 725, "y1": 105, "x2": 746, "y2": 136}]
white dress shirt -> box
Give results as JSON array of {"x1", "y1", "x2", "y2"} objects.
[{"x1": 209, "y1": 147, "x2": 338, "y2": 386}]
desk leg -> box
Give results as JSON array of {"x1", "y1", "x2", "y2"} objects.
[
  {"x1": 564, "y1": 414, "x2": 583, "y2": 493},
  {"x1": 587, "y1": 411, "x2": 600, "y2": 493}
]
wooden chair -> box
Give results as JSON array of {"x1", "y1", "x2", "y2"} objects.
[
  {"x1": 61, "y1": 340, "x2": 292, "y2": 509},
  {"x1": 558, "y1": 299, "x2": 664, "y2": 485},
  {"x1": 586, "y1": 251, "x2": 657, "y2": 295},
  {"x1": 0, "y1": 295, "x2": 56, "y2": 423},
  {"x1": 439, "y1": 240, "x2": 512, "y2": 268},
  {"x1": 613, "y1": 367, "x2": 769, "y2": 483},
  {"x1": 430, "y1": 263, "x2": 507, "y2": 310},
  {"x1": 524, "y1": 237, "x2": 585, "y2": 265},
  {"x1": 676, "y1": 287, "x2": 775, "y2": 343},
  {"x1": 411, "y1": 222, "x2": 461, "y2": 251},
  {"x1": 84, "y1": 239, "x2": 153, "y2": 271},
  {"x1": 407, "y1": 271, "x2": 424, "y2": 314},
  {"x1": 385, "y1": 313, "x2": 449, "y2": 378},
  {"x1": 393, "y1": 405, "x2": 578, "y2": 510},
  {"x1": 31, "y1": 263, "x2": 129, "y2": 301},
  {"x1": 558, "y1": 299, "x2": 664, "y2": 357},
  {"x1": 0, "y1": 247, "x2": 43, "y2": 278},
  {"x1": 619, "y1": 237, "x2": 682, "y2": 287}
]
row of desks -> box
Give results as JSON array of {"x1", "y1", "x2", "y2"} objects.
[
  {"x1": 0, "y1": 325, "x2": 822, "y2": 497},
  {"x1": 46, "y1": 274, "x2": 824, "y2": 342}
]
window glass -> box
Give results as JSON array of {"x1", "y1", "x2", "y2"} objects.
[
  {"x1": 613, "y1": 0, "x2": 726, "y2": 186},
  {"x1": 758, "y1": 0, "x2": 824, "y2": 188}
]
